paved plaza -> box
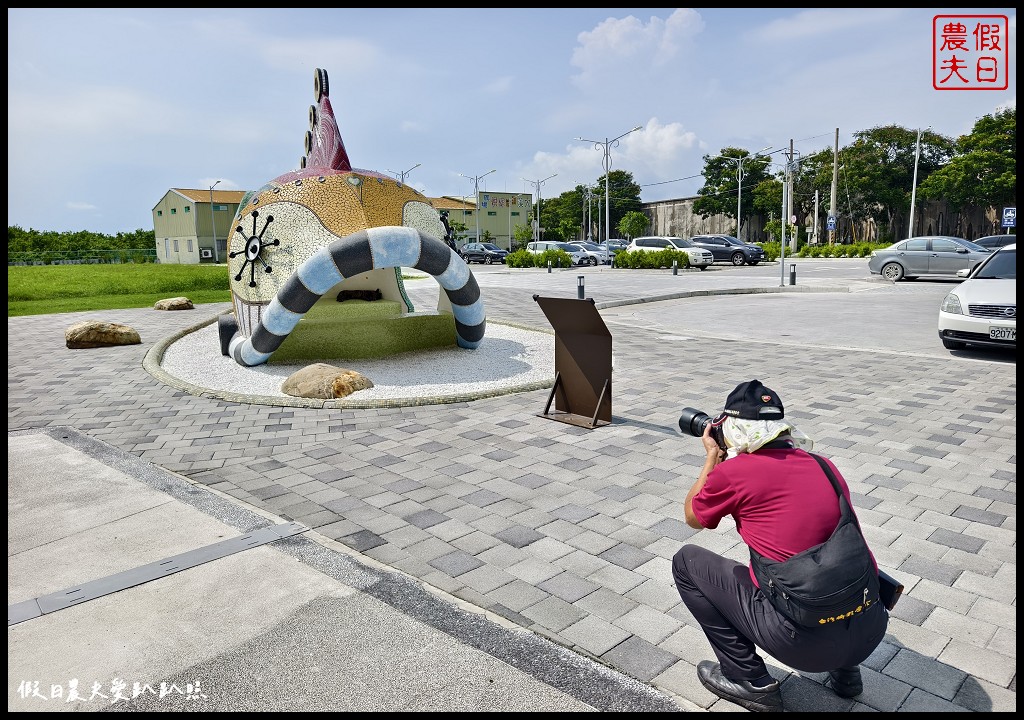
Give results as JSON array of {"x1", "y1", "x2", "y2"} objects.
[{"x1": 8, "y1": 262, "x2": 1016, "y2": 712}]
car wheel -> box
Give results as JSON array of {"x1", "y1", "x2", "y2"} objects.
[
  {"x1": 461, "y1": 254, "x2": 471, "y2": 263},
  {"x1": 941, "y1": 337, "x2": 967, "y2": 351},
  {"x1": 485, "y1": 256, "x2": 493, "y2": 265},
  {"x1": 731, "y1": 252, "x2": 745, "y2": 266},
  {"x1": 880, "y1": 262, "x2": 905, "y2": 281},
  {"x1": 698, "y1": 265, "x2": 708, "y2": 271},
  {"x1": 589, "y1": 257, "x2": 598, "y2": 266}
]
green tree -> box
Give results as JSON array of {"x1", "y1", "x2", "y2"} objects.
[
  {"x1": 449, "y1": 220, "x2": 469, "y2": 245},
  {"x1": 693, "y1": 148, "x2": 774, "y2": 230},
  {"x1": 918, "y1": 107, "x2": 1016, "y2": 210},
  {"x1": 541, "y1": 172, "x2": 642, "y2": 243},
  {"x1": 618, "y1": 211, "x2": 649, "y2": 239},
  {"x1": 512, "y1": 223, "x2": 533, "y2": 250}
]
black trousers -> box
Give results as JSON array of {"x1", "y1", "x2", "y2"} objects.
[{"x1": 672, "y1": 544, "x2": 888, "y2": 682}]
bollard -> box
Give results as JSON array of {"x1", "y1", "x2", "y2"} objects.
[
  {"x1": 577, "y1": 275, "x2": 585, "y2": 300},
  {"x1": 789, "y1": 263, "x2": 796, "y2": 285},
  {"x1": 547, "y1": 260, "x2": 552, "y2": 273},
  {"x1": 672, "y1": 260, "x2": 678, "y2": 276}
]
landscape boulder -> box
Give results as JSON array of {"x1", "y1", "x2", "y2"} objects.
[
  {"x1": 281, "y1": 363, "x2": 374, "y2": 400},
  {"x1": 154, "y1": 296, "x2": 194, "y2": 311},
  {"x1": 65, "y1": 321, "x2": 142, "y2": 349}
]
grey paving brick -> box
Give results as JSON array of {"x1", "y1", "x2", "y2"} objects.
[
  {"x1": 951, "y1": 505, "x2": 1008, "y2": 527},
  {"x1": 928, "y1": 527, "x2": 986, "y2": 553},
  {"x1": 404, "y1": 508, "x2": 450, "y2": 529},
  {"x1": 427, "y1": 549, "x2": 484, "y2": 577},
  {"x1": 537, "y1": 571, "x2": 601, "y2": 603},
  {"x1": 493, "y1": 524, "x2": 545, "y2": 548},
  {"x1": 598, "y1": 543, "x2": 657, "y2": 570},
  {"x1": 600, "y1": 635, "x2": 679, "y2": 683},
  {"x1": 561, "y1": 614, "x2": 633, "y2": 657},
  {"x1": 518, "y1": 595, "x2": 586, "y2": 633},
  {"x1": 550, "y1": 503, "x2": 599, "y2": 523}
]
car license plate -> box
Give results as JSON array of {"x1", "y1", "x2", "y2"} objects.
[{"x1": 989, "y1": 326, "x2": 1015, "y2": 340}]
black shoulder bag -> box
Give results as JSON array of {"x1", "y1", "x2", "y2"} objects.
[{"x1": 749, "y1": 454, "x2": 881, "y2": 627}]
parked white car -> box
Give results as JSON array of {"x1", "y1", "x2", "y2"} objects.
[
  {"x1": 937, "y1": 243, "x2": 1015, "y2": 352},
  {"x1": 526, "y1": 241, "x2": 589, "y2": 266},
  {"x1": 570, "y1": 242, "x2": 611, "y2": 265},
  {"x1": 625, "y1": 236, "x2": 714, "y2": 269}
]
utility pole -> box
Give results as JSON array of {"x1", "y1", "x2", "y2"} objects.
[
  {"x1": 829, "y1": 128, "x2": 839, "y2": 245},
  {"x1": 780, "y1": 142, "x2": 793, "y2": 287},
  {"x1": 788, "y1": 139, "x2": 795, "y2": 253}
]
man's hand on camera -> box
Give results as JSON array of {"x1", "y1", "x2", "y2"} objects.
[
  {"x1": 685, "y1": 425, "x2": 725, "y2": 529},
  {"x1": 702, "y1": 424, "x2": 725, "y2": 462}
]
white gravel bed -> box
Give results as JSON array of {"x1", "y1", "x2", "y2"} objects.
[{"x1": 159, "y1": 319, "x2": 555, "y2": 402}]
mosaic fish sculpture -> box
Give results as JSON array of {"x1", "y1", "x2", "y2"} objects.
[{"x1": 218, "y1": 67, "x2": 484, "y2": 366}]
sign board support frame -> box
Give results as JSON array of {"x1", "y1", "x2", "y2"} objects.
[{"x1": 533, "y1": 294, "x2": 612, "y2": 430}]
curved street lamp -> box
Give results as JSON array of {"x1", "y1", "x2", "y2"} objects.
[
  {"x1": 907, "y1": 126, "x2": 930, "y2": 238},
  {"x1": 459, "y1": 169, "x2": 496, "y2": 243},
  {"x1": 388, "y1": 163, "x2": 420, "y2": 184},
  {"x1": 713, "y1": 146, "x2": 771, "y2": 241},
  {"x1": 576, "y1": 126, "x2": 642, "y2": 242},
  {"x1": 209, "y1": 180, "x2": 222, "y2": 262},
  {"x1": 522, "y1": 174, "x2": 557, "y2": 242}
]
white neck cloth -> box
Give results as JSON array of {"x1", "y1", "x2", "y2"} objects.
[{"x1": 721, "y1": 417, "x2": 814, "y2": 459}]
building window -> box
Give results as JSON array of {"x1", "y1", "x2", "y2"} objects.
[
  {"x1": 184, "y1": 206, "x2": 190, "y2": 213},
  {"x1": 171, "y1": 208, "x2": 177, "y2": 215},
  {"x1": 157, "y1": 210, "x2": 163, "y2": 217},
  {"x1": 173, "y1": 239, "x2": 179, "y2": 251},
  {"x1": 512, "y1": 211, "x2": 520, "y2": 216},
  {"x1": 212, "y1": 203, "x2": 228, "y2": 211},
  {"x1": 187, "y1": 239, "x2": 193, "y2": 252},
  {"x1": 487, "y1": 211, "x2": 497, "y2": 216},
  {"x1": 164, "y1": 239, "x2": 170, "y2": 257}
]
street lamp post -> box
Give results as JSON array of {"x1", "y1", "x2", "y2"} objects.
[
  {"x1": 388, "y1": 163, "x2": 420, "y2": 184},
  {"x1": 576, "y1": 126, "x2": 642, "y2": 242},
  {"x1": 907, "y1": 126, "x2": 929, "y2": 238},
  {"x1": 460, "y1": 169, "x2": 496, "y2": 243},
  {"x1": 714, "y1": 146, "x2": 770, "y2": 241},
  {"x1": 522, "y1": 174, "x2": 556, "y2": 242},
  {"x1": 209, "y1": 180, "x2": 222, "y2": 262},
  {"x1": 584, "y1": 187, "x2": 593, "y2": 242}
]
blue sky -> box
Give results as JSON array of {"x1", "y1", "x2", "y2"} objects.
[{"x1": 7, "y1": 8, "x2": 1017, "y2": 235}]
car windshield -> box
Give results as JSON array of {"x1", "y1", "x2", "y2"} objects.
[
  {"x1": 722, "y1": 237, "x2": 745, "y2": 245},
  {"x1": 556, "y1": 243, "x2": 581, "y2": 252},
  {"x1": 958, "y1": 239, "x2": 991, "y2": 252},
  {"x1": 973, "y1": 249, "x2": 1016, "y2": 279},
  {"x1": 481, "y1": 244, "x2": 501, "y2": 251},
  {"x1": 669, "y1": 238, "x2": 694, "y2": 248}
]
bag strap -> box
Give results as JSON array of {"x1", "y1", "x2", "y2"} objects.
[{"x1": 808, "y1": 453, "x2": 859, "y2": 528}]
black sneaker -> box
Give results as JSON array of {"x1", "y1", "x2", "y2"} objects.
[
  {"x1": 697, "y1": 661, "x2": 782, "y2": 712},
  {"x1": 827, "y1": 666, "x2": 863, "y2": 698}
]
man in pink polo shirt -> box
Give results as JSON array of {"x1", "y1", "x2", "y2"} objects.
[{"x1": 672, "y1": 380, "x2": 888, "y2": 712}]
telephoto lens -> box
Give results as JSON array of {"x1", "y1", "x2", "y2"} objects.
[{"x1": 678, "y1": 407, "x2": 712, "y2": 438}]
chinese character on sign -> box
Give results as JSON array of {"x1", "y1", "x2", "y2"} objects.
[{"x1": 933, "y1": 15, "x2": 1009, "y2": 90}]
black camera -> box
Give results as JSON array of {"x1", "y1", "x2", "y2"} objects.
[{"x1": 678, "y1": 407, "x2": 726, "y2": 450}]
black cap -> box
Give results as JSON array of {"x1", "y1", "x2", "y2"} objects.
[{"x1": 723, "y1": 379, "x2": 784, "y2": 420}]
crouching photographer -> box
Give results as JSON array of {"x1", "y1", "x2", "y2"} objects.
[{"x1": 672, "y1": 380, "x2": 889, "y2": 712}]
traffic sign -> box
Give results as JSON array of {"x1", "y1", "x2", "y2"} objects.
[
  {"x1": 1002, "y1": 207, "x2": 1016, "y2": 227},
  {"x1": 827, "y1": 216, "x2": 837, "y2": 231}
]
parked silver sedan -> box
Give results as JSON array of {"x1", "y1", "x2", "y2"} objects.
[{"x1": 868, "y1": 235, "x2": 991, "y2": 281}]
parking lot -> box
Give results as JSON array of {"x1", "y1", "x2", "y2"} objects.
[{"x1": 8, "y1": 259, "x2": 1016, "y2": 711}]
